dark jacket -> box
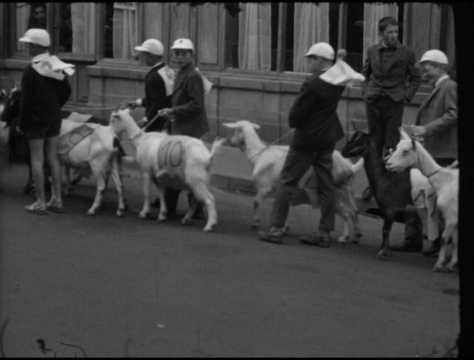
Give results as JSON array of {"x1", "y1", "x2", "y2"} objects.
[
  {"x1": 362, "y1": 41, "x2": 421, "y2": 103},
  {"x1": 289, "y1": 72, "x2": 345, "y2": 152},
  {"x1": 141, "y1": 62, "x2": 171, "y2": 132},
  {"x1": 169, "y1": 63, "x2": 209, "y2": 138},
  {"x1": 19, "y1": 64, "x2": 71, "y2": 134},
  {"x1": 415, "y1": 77, "x2": 457, "y2": 159}
]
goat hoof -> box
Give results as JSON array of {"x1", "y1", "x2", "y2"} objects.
[
  {"x1": 139, "y1": 212, "x2": 149, "y2": 219},
  {"x1": 87, "y1": 209, "x2": 96, "y2": 216},
  {"x1": 376, "y1": 250, "x2": 391, "y2": 260},
  {"x1": 446, "y1": 263, "x2": 458, "y2": 273},
  {"x1": 158, "y1": 215, "x2": 167, "y2": 222},
  {"x1": 116, "y1": 210, "x2": 125, "y2": 217},
  {"x1": 204, "y1": 224, "x2": 215, "y2": 232},
  {"x1": 337, "y1": 236, "x2": 348, "y2": 244},
  {"x1": 433, "y1": 264, "x2": 445, "y2": 272}
]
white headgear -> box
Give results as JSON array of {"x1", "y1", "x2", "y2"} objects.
[
  {"x1": 134, "y1": 39, "x2": 164, "y2": 56},
  {"x1": 304, "y1": 42, "x2": 335, "y2": 60},
  {"x1": 419, "y1": 49, "x2": 449, "y2": 65},
  {"x1": 19, "y1": 28, "x2": 51, "y2": 47},
  {"x1": 171, "y1": 38, "x2": 195, "y2": 52}
]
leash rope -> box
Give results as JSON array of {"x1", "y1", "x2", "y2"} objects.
[{"x1": 248, "y1": 129, "x2": 294, "y2": 162}]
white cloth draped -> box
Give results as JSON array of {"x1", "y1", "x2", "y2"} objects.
[
  {"x1": 293, "y1": 3, "x2": 330, "y2": 73},
  {"x1": 238, "y1": 3, "x2": 271, "y2": 71}
]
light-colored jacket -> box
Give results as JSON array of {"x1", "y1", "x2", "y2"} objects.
[{"x1": 415, "y1": 77, "x2": 457, "y2": 160}]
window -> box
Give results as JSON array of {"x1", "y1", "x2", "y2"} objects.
[
  {"x1": 344, "y1": 3, "x2": 364, "y2": 72},
  {"x1": 224, "y1": 3, "x2": 239, "y2": 68},
  {"x1": 104, "y1": 2, "x2": 114, "y2": 58},
  {"x1": 54, "y1": 3, "x2": 72, "y2": 53},
  {"x1": 28, "y1": 2, "x2": 47, "y2": 29}
]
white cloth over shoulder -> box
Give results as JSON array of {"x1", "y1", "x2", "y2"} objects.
[
  {"x1": 157, "y1": 65, "x2": 176, "y2": 97},
  {"x1": 320, "y1": 59, "x2": 365, "y2": 87},
  {"x1": 195, "y1": 68, "x2": 213, "y2": 95},
  {"x1": 31, "y1": 53, "x2": 75, "y2": 81}
]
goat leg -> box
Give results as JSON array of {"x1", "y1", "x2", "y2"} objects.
[
  {"x1": 445, "y1": 226, "x2": 458, "y2": 272},
  {"x1": 182, "y1": 192, "x2": 198, "y2": 225},
  {"x1": 109, "y1": 158, "x2": 126, "y2": 217},
  {"x1": 190, "y1": 182, "x2": 217, "y2": 232},
  {"x1": 434, "y1": 223, "x2": 456, "y2": 272},
  {"x1": 87, "y1": 164, "x2": 107, "y2": 216},
  {"x1": 139, "y1": 173, "x2": 152, "y2": 219}
]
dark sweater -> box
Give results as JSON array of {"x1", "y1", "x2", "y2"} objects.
[
  {"x1": 141, "y1": 62, "x2": 171, "y2": 132},
  {"x1": 289, "y1": 72, "x2": 345, "y2": 152},
  {"x1": 19, "y1": 64, "x2": 71, "y2": 133}
]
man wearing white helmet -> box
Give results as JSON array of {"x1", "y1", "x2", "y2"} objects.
[
  {"x1": 410, "y1": 49, "x2": 458, "y2": 256},
  {"x1": 18, "y1": 28, "x2": 72, "y2": 214},
  {"x1": 259, "y1": 42, "x2": 346, "y2": 247},
  {"x1": 156, "y1": 38, "x2": 209, "y2": 219},
  {"x1": 132, "y1": 39, "x2": 173, "y2": 132}
]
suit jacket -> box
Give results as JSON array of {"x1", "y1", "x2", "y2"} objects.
[
  {"x1": 19, "y1": 64, "x2": 71, "y2": 133},
  {"x1": 169, "y1": 63, "x2": 209, "y2": 138},
  {"x1": 362, "y1": 41, "x2": 421, "y2": 103},
  {"x1": 415, "y1": 77, "x2": 457, "y2": 160},
  {"x1": 289, "y1": 72, "x2": 345, "y2": 152},
  {"x1": 142, "y1": 62, "x2": 171, "y2": 132}
]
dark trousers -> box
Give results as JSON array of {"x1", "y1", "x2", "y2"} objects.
[
  {"x1": 164, "y1": 188, "x2": 205, "y2": 216},
  {"x1": 366, "y1": 96, "x2": 405, "y2": 155},
  {"x1": 271, "y1": 147, "x2": 336, "y2": 234}
]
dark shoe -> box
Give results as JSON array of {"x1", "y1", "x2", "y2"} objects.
[
  {"x1": 390, "y1": 241, "x2": 422, "y2": 252},
  {"x1": 299, "y1": 234, "x2": 331, "y2": 248},
  {"x1": 423, "y1": 238, "x2": 441, "y2": 257},
  {"x1": 361, "y1": 186, "x2": 372, "y2": 201},
  {"x1": 258, "y1": 227, "x2": 285, "y2": 244}
]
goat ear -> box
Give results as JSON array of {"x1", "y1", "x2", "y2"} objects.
[
  {"x1": 399, "y1": 127, "x2": 411, "y2": 140},
  {"x1": 222, "y1": 122, "x2": 239, "y2": 129},
  {"x1": 250, "y1": 122, "x2": 261, "y2": 130}
]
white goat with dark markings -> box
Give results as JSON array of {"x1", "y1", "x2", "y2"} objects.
[
  {"x1": 109, "y1": 108, "x2": 224, "y2": 231},
  {"x1": 386, "y1": 129, "x2": 458, "y2": 272},
  {"x1": 223, "y1": 120, "x2": 364, "y2": 242}
]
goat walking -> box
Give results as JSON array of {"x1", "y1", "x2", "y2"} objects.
[
  {"x1": 386, "y1": 129, "x2": 458, "y2": 272},
  {"x1": 223, "y1": 120, "x2": 364, "y2": 243},
  {"x1": 110, "y1": 108, "x2": 223, "y2": 231}
]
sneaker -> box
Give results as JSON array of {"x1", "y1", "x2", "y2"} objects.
[
  {"x1": 258, "y1": 227, "x2": 286, "y2": 244},
  {"x1": 24, "y1": 201, "x2": 48, "y2": 215},
  {"x1": 299, "y1": 234, "x2": 331, "y2": 248}
]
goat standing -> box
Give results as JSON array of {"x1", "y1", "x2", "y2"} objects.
[
  {"x1": 109, "y1": 108, "x2": 223, "y2": 231},
  {"x1": 223, "y1": 120, "x2": 363, "y2": 243},
  {"x1": 386, "y1": 129, "x2": 458, "y2": 271}
]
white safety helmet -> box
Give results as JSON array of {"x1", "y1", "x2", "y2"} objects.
[
  {"x1": 419, "y1": 49, "x2": 449, "y2": 65},
  {"x1": 170, "y1": 38, "x2": 195, "y2": 52},
  {"x1": 304, "y1": 42, "x2": 335, "y2": 61},
  {"x1": 134, "y1": 39, "x2": 164, "y2": 56},
  {"x1": 18, "y1": 28, "x2": 51, "y2": 47}
]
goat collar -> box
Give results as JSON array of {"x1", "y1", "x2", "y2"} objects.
[{"x1": 426, "y1": 167, "x2": 442, "y2": 178}]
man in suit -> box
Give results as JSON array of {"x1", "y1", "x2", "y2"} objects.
[
  {"x1": 133, "y1": 39, "x2": 172, "y2": 132},
  {"x1": 258, "y1": 42, "x2": 346, "y2": 247},
  {"x1": 410, "y1": 49, "x2": 458, "y2": 256},
  {"x1": 362, "y1": 16, "x2": 423, "y2": 252},
  {"x1": 157, "y1": 38, "x2": 209, "y2": 219}
]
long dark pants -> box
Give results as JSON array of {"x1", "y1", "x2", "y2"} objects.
[
  {"x1": 270, "y1": 147, "x2": 336, "y2": 234},
  {"x1": 366, "y1": 96, "x2": 404, "y2": 156}
]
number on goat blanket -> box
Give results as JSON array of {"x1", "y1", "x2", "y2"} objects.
[
  {"x1": 57, "y1": 124, "x2": 94, "y2": 163},
  {"x1": 157, "y1": 137, "x2": 184, "y2": 169}
]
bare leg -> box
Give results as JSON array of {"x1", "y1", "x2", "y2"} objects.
[
  {"x1": 27, "y1": 139, "x2": 46, "y2": 207},
  {"x1": 45, "y1": 136, "x2": 62, "y2": 206}
]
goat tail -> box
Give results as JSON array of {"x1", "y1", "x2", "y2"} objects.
[
  {"x1": 207, "y1": 137, "x2": 226, "y2": 172},
  {"x1": 352, "y1": 157, "x2": 365, "y2": 174}
]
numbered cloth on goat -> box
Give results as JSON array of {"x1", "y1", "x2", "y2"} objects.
[
  {"x1": 57, "y1": 124, "x2": 95, "y2": 163},
  {"x1": 154, "y1": 135, "x2": 190, "y2": 189}
]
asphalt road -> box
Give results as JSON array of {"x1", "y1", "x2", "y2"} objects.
[{"x1": 0, "y1": 162, "x2": 459, "y2": 357}]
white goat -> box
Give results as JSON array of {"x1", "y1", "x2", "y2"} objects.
[
  {"x1": 223, "y1": 120, "x2": 364, "y2": 243},
  {"x1": 386, "y1": 129, "x2": 458, "y2": 272},
  {"x1": 58, "y1": 118, "x2": 126, "y2": 216},
  {"x1": 109, "y1": 108, "x2": 223, "y2": 231}
]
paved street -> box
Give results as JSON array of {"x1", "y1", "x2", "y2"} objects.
[{"x1": 0, "y1": 161, "x2": 459, "y2": 357}]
